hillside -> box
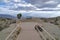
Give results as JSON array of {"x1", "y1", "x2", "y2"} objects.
[{"x1": 0, "y1": 14, "x2": 17, "y2": 19}]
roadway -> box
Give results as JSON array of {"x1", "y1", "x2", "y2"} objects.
[{"x1": 16, "y1": 22, "x2": 42, "y2": 40}]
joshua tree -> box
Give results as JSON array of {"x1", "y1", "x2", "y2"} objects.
[
  {"x1": 17, "y1": 13, "x2": 22, "y2": 23},
  {"x1": 17, "y1": 13, "x2": 22, "y2": 19}
]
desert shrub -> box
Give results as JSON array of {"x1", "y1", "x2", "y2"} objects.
[
  {"x1": 54, "y1": 23, "x2": 59, "y2": 25},
  {"x1": 43, "y1": 19, "x2": 48, "y2": 22},
  {"x1": 50, "y1": 22, "x2": 54, "y2": 24},
  {"x1": 0, "y1": 18, "x2": 16, "y2": 31},
  {"x1": 55, "y1": 37, "x2": 59, "y2": 40},
  {"x1": 0, "y1": 23, "x2": 9, "y2": 31},
  {"x1": 46, "y1": 38, "x2": 49, "y2": 40},
  {"x1": 0, "y1": 26, "x2": 3, "y2": 31}
]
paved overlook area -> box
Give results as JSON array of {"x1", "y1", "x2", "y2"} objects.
[{"x1": 16, "y1": 22, "x2": 60, "y2": 40}]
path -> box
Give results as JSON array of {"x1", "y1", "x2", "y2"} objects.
[{"x1": 16, "y1": 22, "x2": 42, "y2": 40}]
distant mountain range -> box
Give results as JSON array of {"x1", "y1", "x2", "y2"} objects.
[
  {"x1": 0, "y1": 14, "x2": 17, "y2": 19},
  {"x1": 9, "y1": 6, "x2": 36, "y2": 11}
]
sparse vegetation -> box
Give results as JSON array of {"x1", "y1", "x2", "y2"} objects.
[
  {"x1": 0, "y1": 27, "x2": 3, "y2": 31},
  {"x1": 0, "y1": 18, "x2": 16, "y2": 31},
  {"x1": 43, "y1": 19, "x2": 48, "y2": 22},
  {"x1": 55, "y1": 37, "x2": 59, "y2": 40},
  {"x1": 17, "y1": 13, "x2": 22, "y2": 19},
  {"x1": 40, "y1": 17, "x2": 60, "y2": 26},
  {"x1": 46, "y1": 38, "x2": 49, "y2": 40}
]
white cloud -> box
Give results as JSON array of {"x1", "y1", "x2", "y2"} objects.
[
  {"x1": 13, "y1": 4, "x2": 18, "y2": 8},
  {"x1": 40, "y1": 7, "x2": 60, "y2": 11},
  {"x1": 1, "y1": 0, "x2": 60, "y2": 11},
  {"x1": 4, "y1": 0, "x2": 10, "y2": 3},
  {"x1": 17, "y1": 3, "x2": 39, "y2": 9},
  {"x1": 25, "y1": 11, "x2": 60, "y2": 18},
  {"x1": 17, "y1": 3, "x2": 33, "y2": 7},
  {"x1": 1, "y1": 7, "x2": 60, "y2": 18},
  {"x1": 13, "y1": 0, "x2": 21, "y2": 2},
  {"x1": 4, "y1": 0, "x2": 21, "y2": 3},
  {"x1": 45, "y1": 1, "x2": 58, "y2": 4},
  {"x1": 7, "y1": 1, "x2": 39, "y2": 10},
  {"x1": 36, "y1": 8, "x2": 43, "y2": 10},
  {"x1": 57, "y1": 4, "x2": 60, "y2": 8},
  {"x1": 0, "y1": 7, "x2": 18, "y2": 16},
  {"x1": 2, "y1": 0, "x2": 39, "y2": 11}
]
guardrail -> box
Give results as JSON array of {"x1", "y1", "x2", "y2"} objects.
[
  {"x1": 35, "y1": 26, "x2": 46, "y2": 40},
  {"x1": 5, "y1": 24, "x2": 21, "y2": 40},
  {"x1": 35, "y1": 25, "x2": 56, "y2": 40}
]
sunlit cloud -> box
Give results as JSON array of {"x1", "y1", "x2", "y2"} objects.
[
  {"x1": 14, "y1": 0, "x2": 21, "y2": 2},
  {"x1": 57, "y1": 4, "x2": 60, "y2": 8},
  {"x1": 17, "y1": 3, "x2": 34, "y2": 7}
]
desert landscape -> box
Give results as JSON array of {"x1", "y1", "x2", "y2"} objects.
[
  {"x1": 0, "y1": 0, "x2": 60, "y2": 40},
  {"x1": 0, "y1": 17, "x2": 60, "y2": 40}
]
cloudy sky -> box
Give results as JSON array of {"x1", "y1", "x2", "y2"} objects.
[
  {"x1": 0, "y1": 0, "x2": 60, "y2": 18},
  {"x1": 0, "y1": 0, "x2": 60, "y2": 10}
]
